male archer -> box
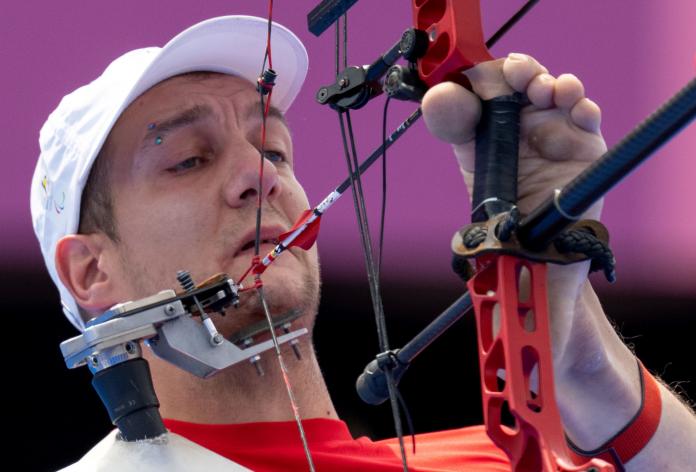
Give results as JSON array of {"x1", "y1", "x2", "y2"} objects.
[{"x1": 32, "y1": 16, "x2": 695, "y2": 471}]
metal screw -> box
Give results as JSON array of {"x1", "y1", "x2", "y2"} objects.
[
  {"x1": 283, "y1": 322, "x2": 302, "y2": 360},
  {"x1": 89, "y1": 356, "x2": 99, "y2": 367},
  {"x1": 338, "y1": 77, "x2": 349, "y2": 88},
  {"x1": 164, "y1": 304, "x2": 176, "y2": 316},
  {"x1": 250, "y1": 355, "x2": 264, "y2": 376},
  {"x1": 211, "y1": 333, "x2": 224, "y2": 346},
  {"x1": 289, "y1": 340, "x2": 302, "y2": 360},
  {"x1": 125, "y1": 342, "x2": 136, "y2": 354}
]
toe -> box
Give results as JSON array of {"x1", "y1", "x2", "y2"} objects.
[
  {"x1": 570, "y1": 98, "x2": 602, "y2": 134},
  {"x1": 554, "y1": 73, "x2": 585, "y2": 110},
  {"x1": 502, "y1": 53, "x2": 549, "y2": 93},
  {"x1": 422, "y1": 81, "x2": 481, "y2": 145},
  {"x1": 527, "y1": 73, "x2": 556, "y2": 109}
]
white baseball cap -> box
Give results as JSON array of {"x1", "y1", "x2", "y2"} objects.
[{"x1": 30, "y1": 16, "x2": 309, "y2": 332}]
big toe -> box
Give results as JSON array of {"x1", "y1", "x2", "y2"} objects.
[{"x1": 422, "y1": 81, "x2": 481, "y2": 145}]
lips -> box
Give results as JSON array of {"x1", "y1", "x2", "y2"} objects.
[
  {"x1": 233, "y1": 226, "x2": 286, "y2": 257},
  {"x1": 237, "y1": 237, "x2": 280, "y2": 253}
]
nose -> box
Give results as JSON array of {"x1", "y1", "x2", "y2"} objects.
[{"x1": 223, "y1": 147, "x2": 281, "y2": 208}]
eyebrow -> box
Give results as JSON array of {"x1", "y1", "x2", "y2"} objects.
[
  {"x1": 140, "y1": 100, "x2": 289, "y2": 152},
  {"x1": 141, "y1": 104, "x2": 214, "y2": 151}
]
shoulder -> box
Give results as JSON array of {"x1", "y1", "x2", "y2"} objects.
[
  {"x1": 375, "y1": 425, "x2": 510, "y2": 470},
  {"x1": 57, "y1": 429, "x2": 251, "y2": 472}
]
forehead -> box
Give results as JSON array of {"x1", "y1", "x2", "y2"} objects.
[{"x1": 123, "y1": 72, "x2": 286, "y2": 128}]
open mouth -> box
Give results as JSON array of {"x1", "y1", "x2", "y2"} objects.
[{"x1": 237, "y1": 238, "x2": 280, "y2": 254}]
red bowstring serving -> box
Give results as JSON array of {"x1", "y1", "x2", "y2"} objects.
[
  {"x1": 265, "y1": 0, "x2": 273, "y2": 70},
  {"x1": 240, "y1": 0, "x2": 275, "y2": 290}
]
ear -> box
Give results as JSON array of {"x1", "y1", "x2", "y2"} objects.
[{"x1": 55, "y1": 234, "x2": 119, "y2": 315}]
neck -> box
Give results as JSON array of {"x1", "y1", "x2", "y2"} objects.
[{"x1": 143, "y1": 337, "x2": 338, "y2": 424}]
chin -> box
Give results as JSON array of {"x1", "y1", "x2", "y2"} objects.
[{"x1": 214, "y1": 254, "x2": 321, "y2": 337}]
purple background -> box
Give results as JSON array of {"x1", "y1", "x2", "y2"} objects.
[
  {"x1": 3, "y1": 4, "x2": 696, "y2": 469},
  {"x1": 2, "y1": 0, "x2": 695, "y2": 295}
]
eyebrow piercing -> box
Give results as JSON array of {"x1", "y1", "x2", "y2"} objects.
[{"x1": 147, "y1": 123, "x2": 156, "y2": 130}]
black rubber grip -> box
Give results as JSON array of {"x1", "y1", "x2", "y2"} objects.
[
  {"x1": 92, "y1": 358, "x2": 166, "y2": 441},
  {"x1": 472, "y1": 92, "x2": 526, "y2": 222}
]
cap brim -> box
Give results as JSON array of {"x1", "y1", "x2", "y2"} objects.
[{"x1": 126, "y1": 15, "x2": 308, "y2": 113}]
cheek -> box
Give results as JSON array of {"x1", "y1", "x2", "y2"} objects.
[
  {"x1": 111, "y1": 187, "x2": 225, "y2": 290},
  {"x1": 116, "y1": 177, "x2": 222, "y2": 240},
  {"x1": 284, "y1": 176, "x2": 311, "y2": 212}
]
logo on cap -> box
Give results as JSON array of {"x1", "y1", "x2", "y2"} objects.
[{"x1": 41, "y1": 175, "x2": 65, "y2": 214}]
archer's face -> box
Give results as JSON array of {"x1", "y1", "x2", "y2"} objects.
[{"x1": 101, "y1": 73, "x2": 320, "y2": 337}]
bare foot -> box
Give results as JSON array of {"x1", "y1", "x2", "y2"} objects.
[{"x1": 421, "y1": 52, "x2": 607, "y2": 219}]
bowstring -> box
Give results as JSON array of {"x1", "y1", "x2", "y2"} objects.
[
  {"x1": 335, "y1": 13, "x2": 409, "y2": 472},
  {"x1": 254, "y1": 2, "x2": 316, "y2": 470}
]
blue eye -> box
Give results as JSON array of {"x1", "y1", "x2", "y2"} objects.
[
  {"x1": 263, "y1": 150, "x2": 286, "y2": 163},
  {"x1": 168, "y1": 156, "x2": 204, "y2": 173}
]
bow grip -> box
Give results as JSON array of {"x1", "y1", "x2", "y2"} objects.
[
  {"x1": 412, "y1": 0, "x2": 493, "y2": 88},
  {"x1": 471, "y1": 92, "x2": 526, "y2": 223}
]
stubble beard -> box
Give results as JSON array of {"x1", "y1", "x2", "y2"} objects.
[
  {"x1": 227, "y1": 262, "x2": 322, "y2": 335},
  {"x1": 120, "y1": 242, "x2": 321, "y2": 386}
]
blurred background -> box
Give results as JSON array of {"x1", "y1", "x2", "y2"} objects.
[{"x1": 2, "y1": 1, "x2": 694, "y2": 470}]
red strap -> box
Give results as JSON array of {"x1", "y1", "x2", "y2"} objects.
[{"x1": 569, "y1": 360, "x2": 662, "y2": 470}]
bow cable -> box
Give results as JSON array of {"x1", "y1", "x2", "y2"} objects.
[{"x1": 334, "y1": 13, "x2": 412, "y2": 472}]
